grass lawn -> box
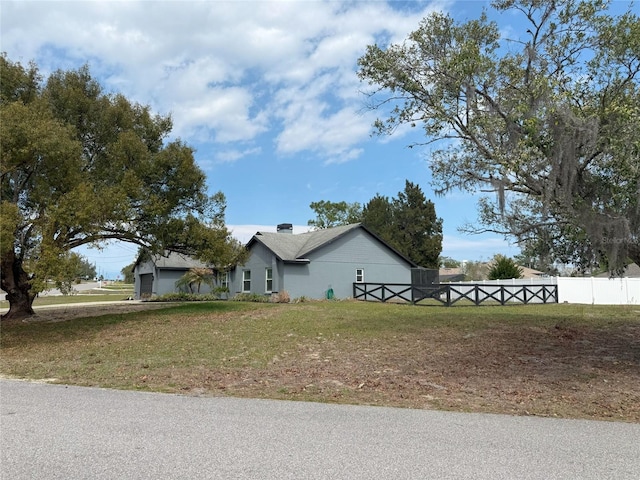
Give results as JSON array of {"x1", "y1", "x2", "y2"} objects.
[{"x1": 1, "y1": 300, "x2": 638, "y2": 422}]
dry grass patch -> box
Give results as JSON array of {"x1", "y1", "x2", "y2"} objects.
[{"x1": 1, "y1": 301, "x2": 638, "y2": 422}]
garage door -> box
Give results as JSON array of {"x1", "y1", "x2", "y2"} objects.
[{"x1": 139, "y1": 274, "x2": 153, "y2": 297}]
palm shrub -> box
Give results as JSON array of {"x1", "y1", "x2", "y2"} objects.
[
  {"x1": 488, "y1": 255, "x2": 523, "y2": 280},
  {"x1": 175, "y1": 268, "x2": 214, "y2": 293}
]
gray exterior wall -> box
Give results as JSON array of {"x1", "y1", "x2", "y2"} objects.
[
  {"x1": 231, "y1": 228, "x2": 413, "y2": 300},
  {"x1": 134, "y1": 261, "x2": 214, "y2": 298},
  {"x1": 232, "y1": 242, "x2": 279, "y2": 296}
]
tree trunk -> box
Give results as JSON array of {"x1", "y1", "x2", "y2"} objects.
[{"x1": 1, "y1": 251, "x2": 37, "y2": 321}]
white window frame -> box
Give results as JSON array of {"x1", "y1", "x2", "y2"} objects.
[
  {"x1": 356, "y1": 268, "x2": 365, "y2": 283},
  {"x1": 265, "y1": 268, "x2": 273, "y2": 293},
  {"x1": 219, "y1": 271, "x2": 229, "y2": 290},
  {"x1": 242, "y1": 270, "x2": 251, "y2": 292}
]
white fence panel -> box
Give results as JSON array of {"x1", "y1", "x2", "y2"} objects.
[
  {"x1": 557, "y1": 277, "x2": 640, "y2": 305},
  {"x1": 451, "y1": 277, "x2": 639, "y2": 305},
  {"x1": 456, "y1": 278, "x2": 558, "y2": 286}
]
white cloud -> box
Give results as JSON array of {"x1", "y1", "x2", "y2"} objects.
[
  {"x1": 169, "y1": 86, "x2": 268, "y2": 143},
  {"x1": 1, "y1": 0, "x2": 456, "y2": 162},
  {"x1": 215, "y1": 147, "x2": 262, "y2": 164}
]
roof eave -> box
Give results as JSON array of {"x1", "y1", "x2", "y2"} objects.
[{"x1": 247, "y1": 235, "x2": 286, "y2": 262}]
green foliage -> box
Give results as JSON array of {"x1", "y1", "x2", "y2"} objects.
[
  {"x1": 0, "y1": 55, "x2": 237, "y2": 320},
  {"x1": 308, "y1": 200, "x2": 362, "y2": 229},
  {"x1": 231, "y1": 293, "x2": 271, "y2": 303},
  {"x1": 461, "y1": 261, "x2": 489, "y2": 281},
  {"x1": 440, "y1": 257, "x2": 461, "y2": 268},
  {"x1": 357, "y1": 1, "x2": 640, "y2": 272},
  {"x1": 76, "y1": 255, "x2": 96, "y2": 280},
  {"x1": 175, "y1": 267, "x2": 214, "y2": 294},
  {"x1": 121, "y1": 262, "x2": 136, "y2": 284},
  {"x1": 150, "y1": 293, "x2": 222, "y2": 302},
  {"x1": 488, "y1": 255, "x2": 524, "y2": 280},
  {"x1": 361, "y1": 194, "x2": 394, "y2": 241},
  {"x1": 54, "y1": 253, "x2": 94, "y2": 294},
  {"x1": 391, "y1": 181, "x2": 443, "y2": 268},
  {"x1": 362, "y1": 181, "x2": 443, "y2": 268}
]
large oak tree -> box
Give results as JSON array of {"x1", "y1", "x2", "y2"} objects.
[
  {"x1": 358, "y1": 0, "x2": 640, "y2": 272},
  {"x1": 1, "y1": 56, "x2": 240, "y2": 320}
]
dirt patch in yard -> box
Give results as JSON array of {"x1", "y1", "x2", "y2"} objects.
[
  {"x1": 2, "y1": 302, "x2": 639, "y2": 422},
  {"x1": 179, "y1": 320, "x2": 640, "y2": 422}
]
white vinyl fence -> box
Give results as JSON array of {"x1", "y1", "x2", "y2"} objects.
[
  {"x1": 556, "y1": 277, "x2": 639, "y2": 305},
  {"x1": 458, "y1": 277, "x2": 639, "y2": 305}
]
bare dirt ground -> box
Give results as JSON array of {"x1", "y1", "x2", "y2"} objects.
[{"x1": 197, "y1": 320, "x2": 640, "y2": 422}]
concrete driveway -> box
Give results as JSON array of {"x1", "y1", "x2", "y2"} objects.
[{"x1": 1, "y1": 380, "x2": 639, "y2": 479}]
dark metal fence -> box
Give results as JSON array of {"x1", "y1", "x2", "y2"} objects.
[{"x1": 353, "y1": 282, "x2": 558, "y2": 306}]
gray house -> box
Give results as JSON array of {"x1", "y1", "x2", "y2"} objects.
[
  {"x1": 228, "y1": 223, "x2": 418, "y2": 300},
  {"x1": 133, "y1": 251, "x2": 216, "y2": 299}
]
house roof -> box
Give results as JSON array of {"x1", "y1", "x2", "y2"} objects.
[
  {"x1": 519, "y1": 266, "x2": 546, "y2": 278},
  {"x1": 596, "y1": 263, "x2": 640, "y2": 278},
  {"x1": 248, "y1": 223, "x2": 418, "y2": 266},
  {"x1": 438, "y1": 264, "x2": 545, "y2": 280},
  {"x1": 439, "y1": 273, "x2": 466, "y2": 283},
  {"x1": 142, "y1": 251, "x2": 209, "y2": 270}
]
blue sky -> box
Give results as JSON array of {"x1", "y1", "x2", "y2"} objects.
[{"x1": 2, "y1": 0, "x2": 544, "y2": 278}]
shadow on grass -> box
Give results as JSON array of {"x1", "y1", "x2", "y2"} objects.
[{"x1": 0, "y1": 301, "x2": 257, "y2": 348}]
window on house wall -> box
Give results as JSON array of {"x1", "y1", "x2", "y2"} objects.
[
  {"x1": 265, "y1": 268, "x2": 273, "y2": 293},
  {"x1": 356, "y1": 268, "x2": 365, "y2": 283},
  {"x1": 243, "y1": 270, "x2": 251, "y2": 292},
  {"x1": 219, "y1": 271, "x2": 229, "y2": 290}
]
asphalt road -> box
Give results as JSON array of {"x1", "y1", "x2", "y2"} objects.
[
  {"x1": 1, "y1": 380, "x2": 639, "y2": 480},
  {"x1": 37, "y1": 281, "x2": 114, "y2": 297}
]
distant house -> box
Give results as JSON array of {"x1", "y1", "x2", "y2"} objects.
[
  {"x1": 227, "y1": 223, "x2": 418, "y2": 300},
  {"x1": 438, "y1": 268, "x2": 466, "y2": 283},
  {"x1": 133, "y1": 251, "x2": 217, "y2": 299},
  {"x1": 439, "y1": 263, "x2": 545, "y2": 282},
  {"x1": 596, "y1": 263, "x2": 640, "y2": 278},
  {"x1": 519, "y1": 266, "x2": 546, "y2": 279}
]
